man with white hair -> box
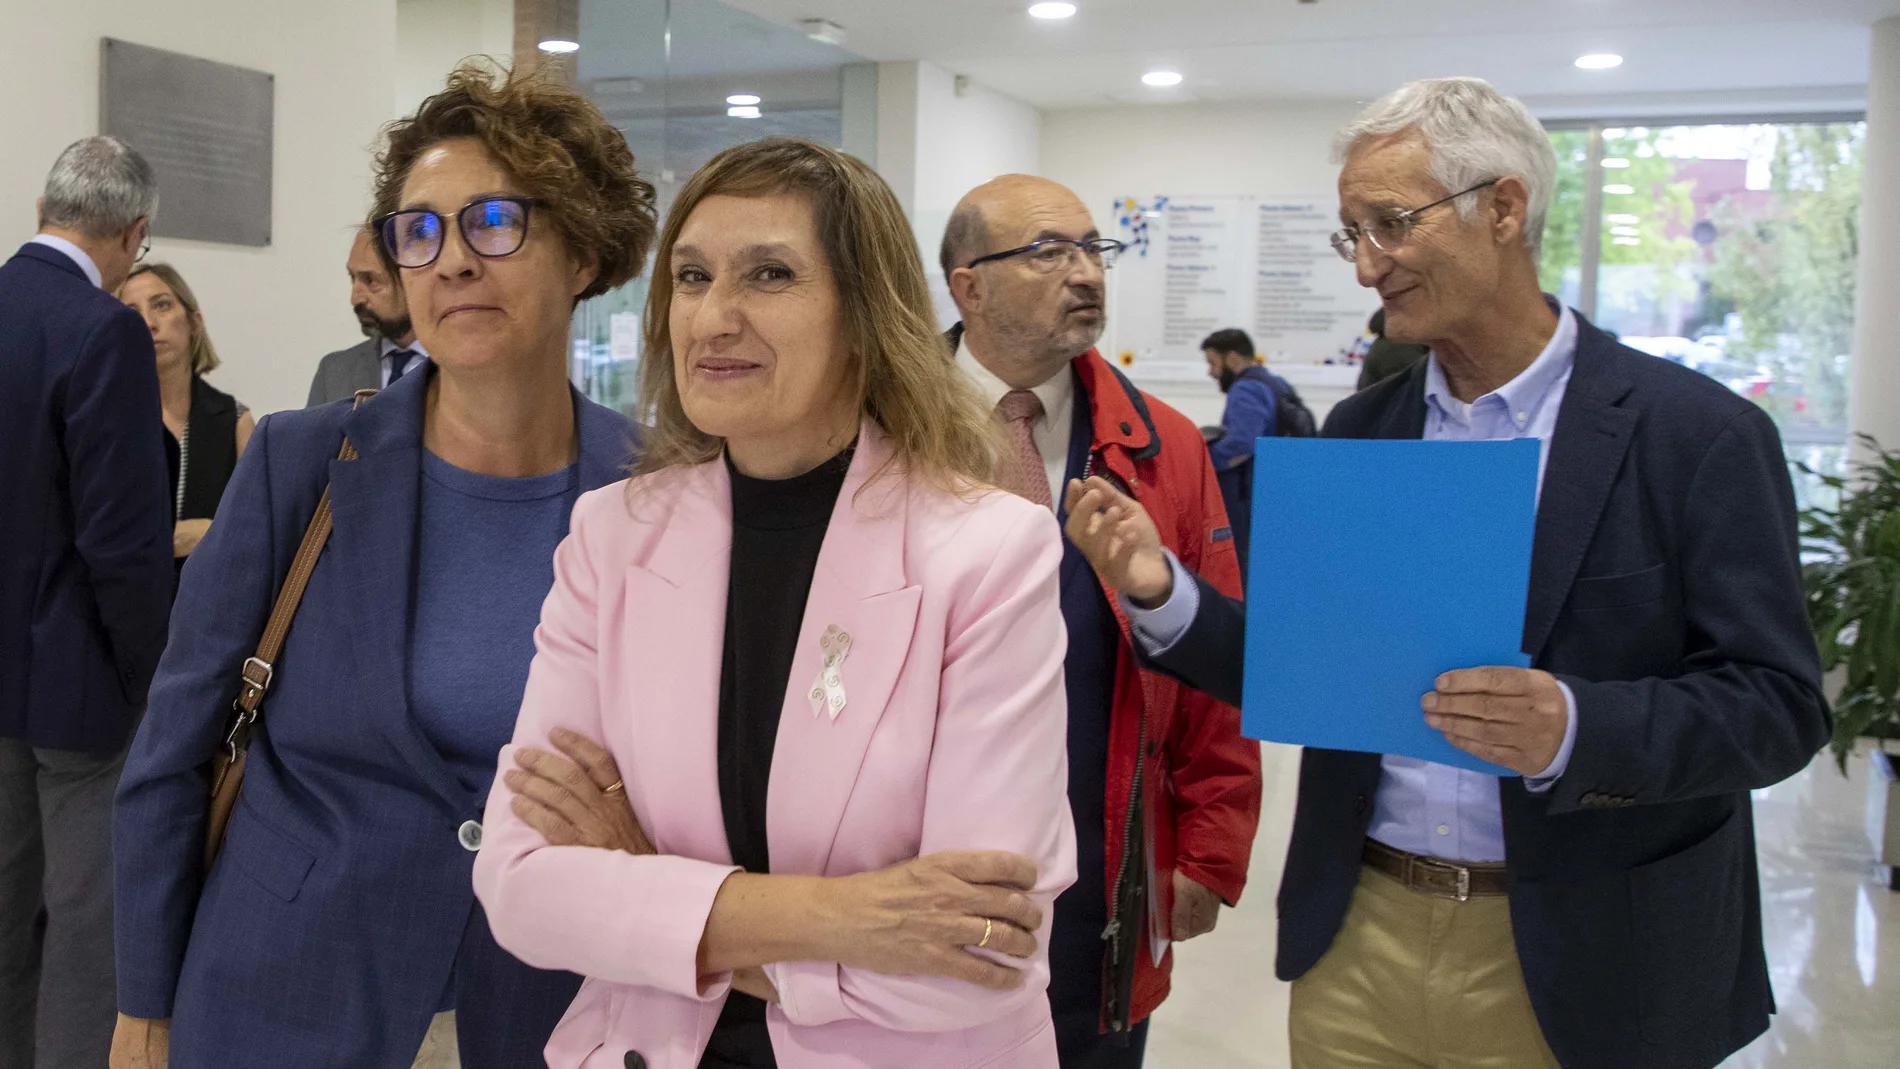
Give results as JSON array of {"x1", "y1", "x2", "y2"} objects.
[
  {"x1": 1060, "y1": 78, "x2": 1828, "y2": 1069},
  {"x1": 0, "y1": 136, "x2": 173, "y2": 1068}
]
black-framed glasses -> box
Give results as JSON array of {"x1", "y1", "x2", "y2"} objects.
[
  {"x1": 1329, "y1": 179, "x2": 1500, "y2": 263},
  {"x1": 966, "y1": 237, "x2": 1126, "y2": 273},
  {"x1": 376, "y1": 196, "x2": 545, "y2": 269}
]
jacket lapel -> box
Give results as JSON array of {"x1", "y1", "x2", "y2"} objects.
[
  {"x1": 1521, "y1": 319, "x2": 1639, "y2": 657},
  {"x1": 767, "y1": 425, "x2": 923, "y2": 876},
  {"x1": 326, "y1": 370, "x2": 471, "y2": 810},
  {"x1": 575, "y1": 392, "x2": 636, "y2": 492},
  {"x1": 1370, "y1": 362, "x2": 1429, "y2": 441},
  {"x1": 616, "y1": 461, "x2": 736, "y2": 862}
]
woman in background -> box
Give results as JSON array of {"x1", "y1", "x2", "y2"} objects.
[{"x1": 121, "y1": 263, "x2": 253, "y2": 572}]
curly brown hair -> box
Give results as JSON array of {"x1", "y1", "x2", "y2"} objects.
[
  {"x1": 369, "y1": 61, "x2": 656, "y2": 300},
  {"x1": 635, "y1": 138, "x2": 1001, "y2": 493}
]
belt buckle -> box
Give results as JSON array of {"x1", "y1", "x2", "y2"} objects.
[{"x1": 1414, "y1": 855, "x2": 1472, "y2": 901}]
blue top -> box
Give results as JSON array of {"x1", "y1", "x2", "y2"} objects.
[
  {"x1": 410, "y1": 450, "x2": 581, "y2": 797},
  {"x1": 1207, "y1": 369, "x2": 1278, "y2": 472}
]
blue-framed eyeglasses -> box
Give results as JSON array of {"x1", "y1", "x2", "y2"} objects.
[{"x1": 966, "y1": 237, "x2": 1126, "y2": 273}]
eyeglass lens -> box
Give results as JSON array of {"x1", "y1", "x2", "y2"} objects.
[
  {"x1": 383, "y1": 199, "x2": 531, "y2": 268},
  {"x1": 1027, "y1": 239, "x2": 1122, "y2": 271},
  {"x1": 1332, "y1": 216, "x2": 1412, "y2": 263}
]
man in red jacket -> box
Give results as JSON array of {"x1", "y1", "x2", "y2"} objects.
[{"x1": 941, "y1": 174, "x2": 1263, "y2": 1068}]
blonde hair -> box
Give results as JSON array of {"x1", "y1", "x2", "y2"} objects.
[
  {"x1": 126, "y1": 262, "x2": 219, "y2": 374},
  {"x1": 635, "y1": 138, "x2": 1001, "y2": 491}
]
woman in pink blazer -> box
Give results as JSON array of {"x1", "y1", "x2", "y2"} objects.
[{"x1": 472, "y1": 137, "x2": 1077, "y2": 1069}]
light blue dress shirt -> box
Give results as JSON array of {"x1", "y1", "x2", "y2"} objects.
[
  {"x1": 1128, "y1": 304, "x2": 1583, "y2": 863},
  {"x1": 379, "y1": 337, "x2": 430, "y2": 386}
]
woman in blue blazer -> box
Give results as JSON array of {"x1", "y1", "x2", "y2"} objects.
[{"x1": 110, "y1": 66, "x2": 658, "y2": 1068}]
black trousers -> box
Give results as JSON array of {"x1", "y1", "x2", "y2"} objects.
[
  {"x1": 0, "y1": 739, "x2": 124, "y2": 1069},
  {"x1": 1054, "y1": 1008, "x2": 1150, "y2": 1069}
]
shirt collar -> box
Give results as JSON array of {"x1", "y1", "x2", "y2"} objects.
[
  {"x1": 29, "y1": 234, "x2": 104, "y2": 289},
  {"x1": 379, "y1": 336, "x2": 429, "y2": 360},
  {"x1": 1423, "y1": 301, "x2": 1577, "y2": 426},
  {"x1": 954, "y1": 333, "x2": 1074, "y2": 422}
]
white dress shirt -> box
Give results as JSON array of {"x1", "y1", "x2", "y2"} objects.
[
  {"x1": 1127, "y1": 304, "x2": 1584, "y2": 863},
  {"x1": 955, "y1": 335, "x2": 1074, "y2": 509},
  {"x1": 379, "y1": 337, "x2": 430, "y2": 387},
  {"x1": 29, "y1": 234, "x2": 104, "y2": 289}
]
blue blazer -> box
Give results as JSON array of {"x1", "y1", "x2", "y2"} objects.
[
  {"x1": 1143, "y1": 315, "x2": 1830, "y2": 1069},
  {"x1": 114, "y1": 368, "x2": 637, "y2": 1067},
  {"x1": 0, "y1": 242, "x2": 173, "y2": 752}
]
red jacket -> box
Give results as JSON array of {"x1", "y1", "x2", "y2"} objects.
[{"x1": 1070, "y1": 350, "x2": 1262, "y2": 1033}]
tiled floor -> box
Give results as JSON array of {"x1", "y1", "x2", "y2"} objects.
[{"x1": 1144, "y1": 744, "x2": 1900, "y2": 1069}]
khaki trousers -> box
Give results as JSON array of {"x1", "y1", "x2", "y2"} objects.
[
  {"x1": 1289, "y1": 866, "x2": 1561, "y2": 1069},
  {"x1": 412, "y1": 1011, "x2": 461, "y2": 1069}
]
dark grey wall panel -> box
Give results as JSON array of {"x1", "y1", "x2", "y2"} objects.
[{"x1": 100, "y1": 38, "x2": 274, "y2": 247}]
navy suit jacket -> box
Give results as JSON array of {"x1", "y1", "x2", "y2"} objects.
[
  {"x1": 114, "y1": 368, "x2": 637, "y2": 1066},
  {"x1": 0, "y1": 242, "x2": 173, "y2": 753},
  {"x1": 1144, "y1": 315, "x2": 1830, "y2": 1069}
]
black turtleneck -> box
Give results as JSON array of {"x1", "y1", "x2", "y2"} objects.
[{"x1": 701, "y1": 445, "x2": 852, "y2": 1069}]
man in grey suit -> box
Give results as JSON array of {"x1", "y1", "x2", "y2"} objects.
[{"x1": 306, "y1": 228, "x2": 428, "y2": 406}]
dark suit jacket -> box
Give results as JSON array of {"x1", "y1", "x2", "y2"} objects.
[
  {"x1": 115, "y1": 368, "x2": 637, "y2": 1066},
  {"x1": 1145, "y1": 314, "x2": 1830, "y2": 1069},
  {"x1": 306, "y1": 338, "x2": 382, "y2": 407},
  {"x1": 0, "y1": 242, "x2": 173, "y2": 752}
]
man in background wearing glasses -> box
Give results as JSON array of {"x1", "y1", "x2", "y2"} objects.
[
  {"x1": 0, "y1": 135, "x2": 172, "y2": 1069},
  {"x1": 939, "y1": 174, "x2": 1263, "y2": 1069},
  {"x1": 1062, "y1": 78, "x2": 1828, "y2": 1069}
]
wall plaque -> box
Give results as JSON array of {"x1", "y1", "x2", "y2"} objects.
[{"x1": 100, "y1": 38, "x2": 274, "y2": 247}]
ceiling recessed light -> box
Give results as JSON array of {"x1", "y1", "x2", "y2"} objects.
[
  {"x1": 538, "y1": 39, "x2": 580, "y2": 54},
  {"x1": 1603, "y1": 184, "x2": 1636, "y2": 196},
  {"x1": 1613, "y1": 237, "x2": 1643, "y2": 246},
  {"x1": 1607, "y1": 213, "x2": 1641, "y2": 225},
  {"x1": 1575, "y1": 53, "x2": 1623, "y2": 70},
  {"x1": 726, "y1": 93, "x2": 761, "y2": 106},
  {"x1": 1611, "y1": 226, "x2": 1641, "y2": 237},
  {"x1": 1142, "y1": 70, "x2": 1183, "y2": 87},
  {"x1": 1601, "y1": 158, "x2": 1631, "y2": 169},
  {"x1": 1029, "y1": 2, "x2": 1077, "y2": 18},
  {"x1": 727, "y1": 105, "x2": 762, "y2": 118}
]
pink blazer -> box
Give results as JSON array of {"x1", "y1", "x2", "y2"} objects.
[{"x1": 473, "y1": 423, "x2": 1077, "y2": 1069}]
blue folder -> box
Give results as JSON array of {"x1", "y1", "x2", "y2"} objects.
[{"x1": 1240, "y1": 437, "x2": 1540, "y2": 776}]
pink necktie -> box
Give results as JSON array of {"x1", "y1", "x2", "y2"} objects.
[{"x1": 995, "y1": 390, "x2": 1052, "y2": 509}]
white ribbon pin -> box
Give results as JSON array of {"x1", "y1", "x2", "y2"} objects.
[{"x1": 808, "y1": 625, "x2": 852, "y2": 721}]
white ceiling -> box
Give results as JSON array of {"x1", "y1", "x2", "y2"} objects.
[{"x1": 718, "y1": 0, "x2": 1900, "y2": 111}]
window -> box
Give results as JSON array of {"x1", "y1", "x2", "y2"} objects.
[{"x1": 1541, "y1": 120, "x2": 1866, "y2": 508}]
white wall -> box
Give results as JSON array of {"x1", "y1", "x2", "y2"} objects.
[
  {"x1": 1, "y1": 0, "x2": 399, "y2": 418},
  {"x1": 875, "y1": 61, "x2": 1042, "y2": 325},
  {"x1": 397, "y1": 0, "x2": 516, "y2": 118},
  {"x1": 1042, "y1": 100, "x2": 1364, "y2": 426}
]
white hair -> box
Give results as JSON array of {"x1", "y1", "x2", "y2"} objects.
[
  {"x1": 1332, "y1": 78, "x2": 1557, "y2": 253},
  {"x1": 39, "y1": 136, "x2": 159, "y2": 239}
]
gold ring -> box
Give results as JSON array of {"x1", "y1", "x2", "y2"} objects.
[
  {"x1": 602, "y1": 780, "x2": 624, "y2": 794},
  {"x1": 977, "y1": 917, "x2": 993, "y2": 950}
]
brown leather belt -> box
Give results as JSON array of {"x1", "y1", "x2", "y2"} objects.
[{"x1": 1363, "y1": 838, "x2": 1510, "y2": 900}]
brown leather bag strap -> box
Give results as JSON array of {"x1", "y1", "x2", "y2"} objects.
[
  {"x1": 228, "y1": 440, "x2": 356, "y2": 718},
  {"x1": 222, "y1": 391, "x2": 374, "y2": 758}
]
